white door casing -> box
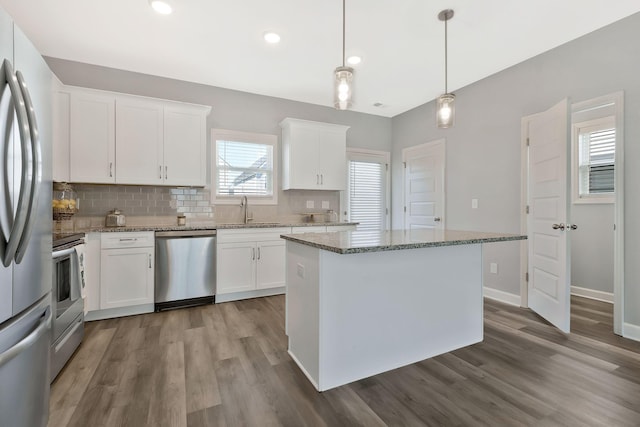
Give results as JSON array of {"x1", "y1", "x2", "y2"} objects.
[
  {"x1": 526, "y1": 99, "x2": 571, "y2": 333},
  {"x1": 403, "y1": 139, "x2": 445, "y2": 231}
]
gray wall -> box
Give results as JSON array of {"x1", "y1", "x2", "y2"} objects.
[
  {"x1": 391, "y1": 12, "x2": 640, "y2": 326},
  {"x1": 571, "y1": 204, "x2": 614, "y2": 294}
]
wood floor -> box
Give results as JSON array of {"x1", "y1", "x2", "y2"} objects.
[{"x1": 48, "y1": 296, "x2": 640, "y2": 427}]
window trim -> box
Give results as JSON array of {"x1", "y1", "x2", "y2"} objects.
[
  {"x1": 342, "y1": 148, "x2": 391, "y2": 230},
  {"x1": 571, "y1": 116, "x2": 615, "y2": 205},
  {"x1": 211, "y1": 128, "x2": 278, "y2": 205}
]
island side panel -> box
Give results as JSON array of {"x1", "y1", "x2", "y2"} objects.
[
  {"x1": 318, "y1": 244, "x2": 483, "y2": 391},
  {"x1": 286, "y1": 241, "x2": 321, "y2": 388}
]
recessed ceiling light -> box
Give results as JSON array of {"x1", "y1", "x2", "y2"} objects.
[
  {"x1": 149, "y1": 0, "x2": 173, "y2": 15},
  {"x1": 347, "y1": 56, "x2": 362, "y2": 65},
  {"x1": 263, "y1": 32, "x2": 281, "y2": 44}
]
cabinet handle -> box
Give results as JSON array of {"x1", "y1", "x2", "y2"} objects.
[
  {"x1": 252, "y1": 248, "x2": 255, "y2": 261},
  {"x1": 109, "y1": 162, "x2": 113, "y2": 177},
  {"x1": 119, "y1": 238, "x2": 137, "y2": 242},
  {"x1": 316, "y1": 174, "x2": 319, "y2": 185},
  {"x1": 148, "y1": 254, "x2": 152, "y2": 268},
  {"x1": 320, "y1": 174, "x2": 323, "y2": 185},
  {"x1": 159, "y1": 165, "x2": 162, "y2": 179},
  {"x1": 165, "y1": 166, "x2": 168, "y2": 180},
  {"x1": 257, "y1": 247, "x2": 261, "y2": 260}
]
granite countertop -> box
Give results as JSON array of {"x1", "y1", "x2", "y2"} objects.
[
  {"x1": 80, "y1": 221, "x2": 358, "y2": 233},
  {"x1": 280, "y1": 229, "x2": 527, "y2": 254}
]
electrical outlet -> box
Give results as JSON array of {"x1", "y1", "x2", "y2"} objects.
[
  {"x1": 490, "y1": 263, "x2": 498, "y2": 274},
  {"x1": 322, "y1": 200, "x2": 330, "y2": 209},
  {"x1": 472, "y1": 199, "x2": 479, "y2": 209},
  {"x1": 297, "y1": 263, "x2": 305, "y2": 278},
  {"x1": 306, "y1": 200, "x2": 315, "y2": 209}
]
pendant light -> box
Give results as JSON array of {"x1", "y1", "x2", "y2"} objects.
[
  {"x1": 334, "y1": 0, "x2": 354, "y2": 110},
  {"x1": 437, "y1": 9, "x2": 455, "y2": 128}
]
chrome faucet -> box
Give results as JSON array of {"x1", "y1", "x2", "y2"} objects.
[{"x1": 240, "y1": 196, "x2": 252, "y2": 224}]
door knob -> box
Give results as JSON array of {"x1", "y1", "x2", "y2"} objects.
[
  {"x1": 552, "y1": 223, "x2": 565, "y2": 230},
  {"x1": 568, "y1": 224, "x2": 578, "y2": 230},
  {"x1": 434, "y1": 217, "x2": 441, "y2": 222}
]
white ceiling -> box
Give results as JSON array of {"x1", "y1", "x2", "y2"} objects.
[{"x1": 2, "y1": 1, "x2": 639, "y2": 117}]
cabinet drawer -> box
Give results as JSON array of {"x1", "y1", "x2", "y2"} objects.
[
  {"x1": 217, "y1": 227, "x2": 291, "y2": 243},
  {"x1": 101, "y1": 232, "x2": 154, "y2": 249}
]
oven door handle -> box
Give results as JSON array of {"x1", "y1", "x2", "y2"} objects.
[{"x1": 52, "y1": 247, "x2": 76, "y2": 259}]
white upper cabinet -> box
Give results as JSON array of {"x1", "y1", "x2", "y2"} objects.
[
  {"x1": 164, "y1": 105, "x2": 208, "y2": 186},
  {"x1": 116, "y1": 98, "x2": 164, "y2": 185},
  {"x1": 52, "y1": 82, "x2": 70, "y2": 182},
  {"x1": 69, "y1": 90, "x2": 116, "y2": 183},
  {"x1": 280, "y1": 118, "x2": 349, "y2": 191},
  {"x1": 61, "y1": 86, "x2": 210, "y2": 186}
]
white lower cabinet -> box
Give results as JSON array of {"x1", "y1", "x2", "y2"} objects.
[
  {"x1": 99, "y1": 232, "x2": 154, "y2": 310},
  {"x1": 216, "y1": 228, "x2": 288, "y2": 296}
]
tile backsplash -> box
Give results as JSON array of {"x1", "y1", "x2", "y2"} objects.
[{"x1": 68, "y1": 183, "x2": 340, "y2": 225}]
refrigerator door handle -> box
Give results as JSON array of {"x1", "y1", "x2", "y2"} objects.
[
  {"x1": 0, "y1": 306, "x2": 51, "y2": 368},
  {"x1": 14, "y1": 70, "x2": 42, "y2": 264},
  {"x1": 0, "y1": 59, "x2": 32, "y2": 268}
]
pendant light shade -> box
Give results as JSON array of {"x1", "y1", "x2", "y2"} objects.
[
  {"x1": 437, "y1": 9, "x2": 455, "y2": 128},
  {"x1": 334, "y1": 0, "x2": 353, "y2": 110},
  {"x1": 437, "y1": 93, "x2": 455, "y2": 128},
  {"x1": 334, "y1": 66, "x2": 354, "y2": 110}
]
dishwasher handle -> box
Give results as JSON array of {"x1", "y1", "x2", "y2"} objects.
[{"x1": 155, "y1": 230, "x2": 217, "y2": 238}]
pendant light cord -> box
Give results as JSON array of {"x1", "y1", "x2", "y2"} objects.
[
  {"x1": 342, "y1": 0, "x2": 346, "y2": 67},
  {"x1": 444, "y1": 16, "x2": 448, "y2": 94}
]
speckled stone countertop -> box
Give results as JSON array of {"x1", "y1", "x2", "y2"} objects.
[
  {"x1": 80, "y1": 221, "x2": 357, "y2": 233},
  {"x1": 281, "y1": 229, "x2": 527, "y2": 254}
]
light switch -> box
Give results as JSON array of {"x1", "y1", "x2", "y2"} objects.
[
  {"x1": 306, "y1": 200, "x2": 315, "y2": 209},
  {"x1": 322, "y1": 201, "x2": 330, "y2": 209},
  {"x1": 490, "y1": 263, "x2": 498, "y2": 274},
  {"x1": 472, "y1": 199, "x2": 478, "y2": 209}
]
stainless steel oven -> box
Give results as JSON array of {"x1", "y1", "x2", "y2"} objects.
[{"x1": 51, "y1": 236, "x2": 85, "y2": 381}]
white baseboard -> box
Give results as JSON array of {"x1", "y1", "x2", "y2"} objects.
[
  {"x1": 483, "y1": 287, "x2": 521, "y2": 307},
  {"x1": 623, "y1": 323, "x2": 640, "y2": 343},
  {"x1": 570, "y1": 286, "x2": 614, "y2": 303},
  {"x1": 85, "y1": 303, "x2": 154, "y2": 321},
  {"x1": 215, "y1": 287, "x2": 285, "y2": 303}
]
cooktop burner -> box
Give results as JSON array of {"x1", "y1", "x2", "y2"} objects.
[{"x1": 52, "y1": 232, "x2": 85, "y2": 250}]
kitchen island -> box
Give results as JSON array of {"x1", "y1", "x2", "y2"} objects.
[{"x1": 281, "y1": 229, "x2": 526, "y2": 391}]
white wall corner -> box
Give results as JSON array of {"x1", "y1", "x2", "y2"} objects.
[
  {"x1": 483, "y1": 287, "x2": 521, "y2": 307},
  {"x1": 622, "y1": 323, "x2": 640, "y2": 343},
  {"x1": 570, "y1": 286, "x2": 614, "y2": 303}
]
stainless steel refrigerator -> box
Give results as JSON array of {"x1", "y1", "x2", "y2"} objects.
[{"x1": 0, "y1": 5, "x2": 53, "y2": 427}]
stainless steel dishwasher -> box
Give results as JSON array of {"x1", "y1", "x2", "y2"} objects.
[{"x1": 155, "y1": 230, "x2": 216, "y2": 311}]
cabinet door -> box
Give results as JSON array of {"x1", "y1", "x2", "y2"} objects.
[
  {"x1": 53, "y1": 91, "x2": 70, "y2": 182},
  {"x1": 216, "y1": 242, "x2": 256, "y2": 294},
  {"x1": 84, "y1": 233, "x2": 101, "y2": 313},
  {"x1": 287, "y1": 126, "x2": 320, "y2": 189},
  {"x1": 318, "y1": 129, "x2": 347, "y2": 190},
  {"x1": 164, "y1": 106, "x2": 206, "y2": 186},
  {"x1": 70, "y1": 91, "x2": 115, "y2": 183},
  {"x1": 115, "y1": 98, "x2": 164, "y2": 185},
  {"x1": 100, "y1": 247, "x2": 154, "y2": 309},
  {"x1": 256, "y1": 240, "x2": 286, "y2": 290}
]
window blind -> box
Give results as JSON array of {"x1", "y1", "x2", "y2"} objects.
[
  {"x1": 348, "y1": 161, "x2": 384, "y2": 231},
  {"x1": 216, "y1": 140, "x2": 273, "y2": 196},
  {"x1": 579, "y1": 128, "x2": 615, "y2": 195}
]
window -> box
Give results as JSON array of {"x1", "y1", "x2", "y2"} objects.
[
  {"x1": 211, "y1": 129, "x2": 278, "y2": 204},
  {"x1": 344, "y1": 149, "x2": 390, "y2": 231},
  {"x1": 572, "y1": 117, "x2": 615, "y2": 203}
]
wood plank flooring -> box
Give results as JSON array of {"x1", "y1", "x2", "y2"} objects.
[{"x1": 48, "y1": 296, "x2": 640, "y2": 426}]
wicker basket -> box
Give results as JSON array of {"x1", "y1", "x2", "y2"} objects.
[{"x1": 53, "y1": 207, "x2": 78, "y2": 221}]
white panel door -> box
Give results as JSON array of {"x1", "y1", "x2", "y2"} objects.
[
  {"x1": 256, "y1": 240, "x2": 286, "y2": 289},
  {"x1": 403, "y1": 140, "x2": 445, "y2": 231},
  {"x1": 216, "y1": 242, "x2": 256, "y2": 294},
  {"x1": 527, "y1": 99, "x2": 571, "y2": 333},
  {"x1": 69, "y1": 91, "x2": 115, "y2": 183},
  {"x1": 164, "y1": 106, "x2": 206, "y2": 186},
  {"x1": 115, "y1": 98, "x2": 163, "y2": 185}
]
